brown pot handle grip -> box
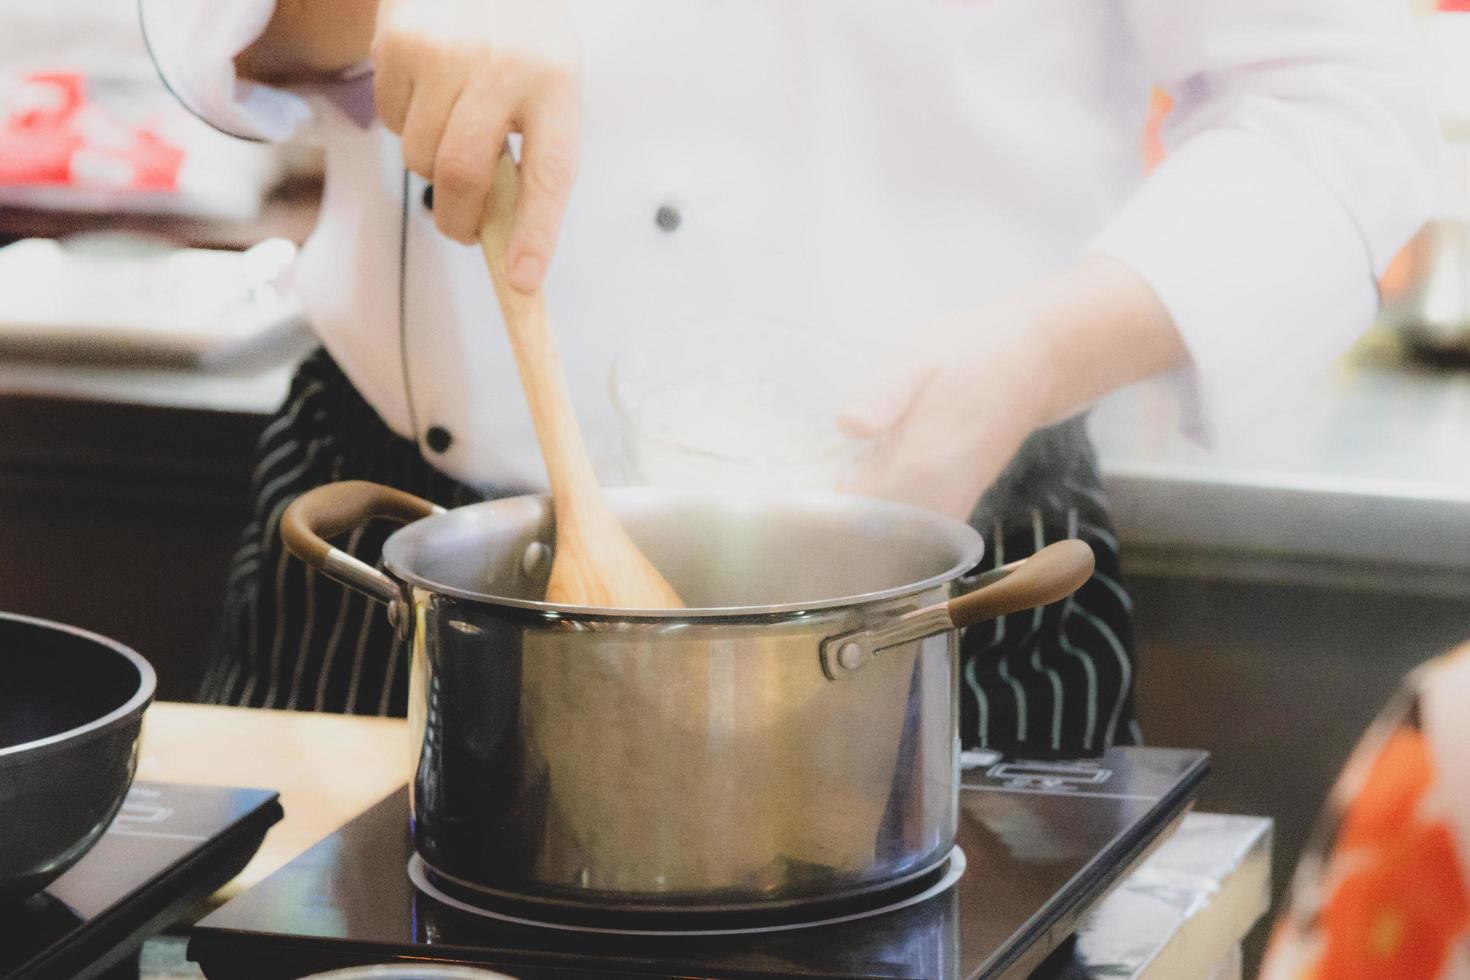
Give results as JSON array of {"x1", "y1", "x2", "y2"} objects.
[
  {"x1": 281, "y1": 480, "x2": 442, "y2": 606},
  {"x1": 947, "y1": 539, "x2": 1095, "y2": 629}
]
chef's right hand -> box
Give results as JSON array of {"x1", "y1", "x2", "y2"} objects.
[{"x1": 373, "y1": 0, "x2": 581, "y2": 292}]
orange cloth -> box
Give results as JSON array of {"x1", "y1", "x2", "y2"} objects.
[{"x1": 1262, "y1": 647, "x2": 1470, "y2": 979}]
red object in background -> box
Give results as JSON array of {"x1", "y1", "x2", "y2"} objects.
[
  {"x1": 126, "y1": 131, "x2": 186, "y2": 191},
  {"x1": 1440, "y1": 0, "x2": 1470, "y2": 11},
  {"x1": 0, "y1": 73, "x2": 84, "y2": 185},
  {"x1": 0, "y1": 71, "x2": 183, "y2": 191}
]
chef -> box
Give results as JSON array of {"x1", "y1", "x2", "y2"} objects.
[{"x1": 141, "y1": 0, "x2": 1436, "y2": 756}]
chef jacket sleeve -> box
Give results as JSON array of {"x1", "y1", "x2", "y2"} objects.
[
  {"x1": 1089, "y1": 0, "x2": 1440, "y2": 443},
  {"x1": 139, "y1": 0, "x2": 316, "y2": 141}
]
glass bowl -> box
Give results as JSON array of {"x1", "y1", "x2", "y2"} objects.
[{"x1": 610, "y1": 321, "x2": 873, "y2": 492}]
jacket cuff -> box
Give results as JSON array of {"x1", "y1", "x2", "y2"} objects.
[
  {"x1": 1089, "y1": 128, "x2": 1379, "y2": 445},
  {"x1": 139, "y1": 0, "x2": 313, "y2": 142}
]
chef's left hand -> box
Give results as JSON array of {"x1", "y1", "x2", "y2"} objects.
[
  {"x1": 839, "y1": 305, "x2": 1051, "y2": 520},
  {"x1": 841, "y1": 255, "x2": 1189, "y2": 520}
]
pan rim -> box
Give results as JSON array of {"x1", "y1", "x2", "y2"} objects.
[{"x1": 0, "y1": 612, "x2": 156, "y2": 762}]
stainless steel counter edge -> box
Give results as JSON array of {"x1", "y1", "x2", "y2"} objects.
[
  {"x1": 1103, "y1": 461, "x2": 1470, "y2": 573},
  {"x1": 3, "y1": 336, "x2": 1467, "y2": 574}
]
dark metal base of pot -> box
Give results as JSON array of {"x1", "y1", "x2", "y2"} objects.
[
  {"x1": 411, "y1": 842, "x2": 958, "y2": 918},
  {"x1": 409, "y1": 848, "x2": 967, "y2": 937}
]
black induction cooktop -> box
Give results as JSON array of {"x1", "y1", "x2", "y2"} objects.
[
  {"x1": 188, "y1": 747, "x2": 1207, "y2": 980},
  {"x1": 2, "y1": 782, "x2": 282, "y2": 980}
]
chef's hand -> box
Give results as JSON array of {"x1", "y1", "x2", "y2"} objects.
[
  {"x1": 841, "y1": 255, "x2": 1188, "y2": 519},
  {"x1": 840, "y1": 313, "x2": 1045, "y2": 520},
  {"x1": 373, "y1": 0, "x2": 581, "y2": 290}
]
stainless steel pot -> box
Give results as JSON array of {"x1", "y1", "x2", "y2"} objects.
[{"x1": 282, "y1": 481, "x2": 1093, "y2": 912}]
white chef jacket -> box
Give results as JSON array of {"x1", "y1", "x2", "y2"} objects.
[{"x1": 141, "y1": 0, "x2": 1438, "y2": 491}]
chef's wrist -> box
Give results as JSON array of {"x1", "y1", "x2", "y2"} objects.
[
  {"x1": 1025, "y1": 254, "x2": 1187, "y2": 428},
  {"x1": 235, "y1": 0, "x2": 379, "y2": 84},
  {"x1": 986, "y1": 314, "x2": 1064, "y2": 437}
]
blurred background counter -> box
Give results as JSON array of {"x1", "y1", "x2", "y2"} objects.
[{"x1": 1092, "y1": 335, "x2": 1470, "y2": 930}]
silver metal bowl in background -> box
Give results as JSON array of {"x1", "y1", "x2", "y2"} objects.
[{"x1": 1380, "y1": 219, "x2": 1470, "y2": 358}]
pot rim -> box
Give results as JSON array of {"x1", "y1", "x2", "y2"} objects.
[
  {"x1": 0, "y1": 612, "x2": 156, "y2": 762},
  {"x1": 381, "y1": 487, "x2": 987, "y2": 619}
]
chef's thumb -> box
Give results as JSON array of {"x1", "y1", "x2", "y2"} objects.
[{"x1": 837, "y1": 367, "x2": 927, "y2": 438}]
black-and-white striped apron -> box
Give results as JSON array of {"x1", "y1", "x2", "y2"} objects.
[
  {"x1": 961, "y1": 417, "x2": 1142, "y2": 756},
  {"x1": 201, "y1": 349, "x2": 1138, "y2": 757}
]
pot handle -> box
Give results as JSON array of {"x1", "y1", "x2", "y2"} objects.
[
  {"x1": 947, "y1": 538, "x2": 1095, "y2": 628},
  {"x1": 281, "y1": 480, "x2": 444, "y2": 606},
  {"x1": 820, "y1": 539, "x2": 1095, "y2": 680}
]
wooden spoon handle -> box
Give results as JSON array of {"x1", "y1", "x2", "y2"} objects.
[
  {"x1": 477, "y1": 148, "x2": 683, "y2": 610},
  {"x1": 478, "y1": 148, "x2": 597, "y2": 511}
]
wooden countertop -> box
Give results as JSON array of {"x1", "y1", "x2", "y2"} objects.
[{"x1": 135, "y1": 701, "x2": 409, "y2": 895}]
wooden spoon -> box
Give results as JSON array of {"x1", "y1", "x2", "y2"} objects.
[{"x1": 479, "y1": 149, "x2": 684, "y2": 610}]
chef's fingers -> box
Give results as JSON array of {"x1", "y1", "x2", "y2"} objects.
[
  {"x1": 841, "y1": 392, "x2": 985, "y2": 519},
  {"x1": 837, "y1": 363, "x2": 934, "y2": 438},
  {"x1": 842, "y1": 422, "x2": 915, "y2": 504},
  {"x1": 432, "y1": 81, "x2": 511, "y2": 244},
  {"x1": 371, "y1": 41, "x2": 414, "y2": 134},
  {"x1": 399, "y1": 73, "x2": 465, "y2": 178},
  {"x1": 506, "y1": 88, "x2": 581, "y2": 293}
]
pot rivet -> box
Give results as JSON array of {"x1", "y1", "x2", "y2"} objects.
[
  {"x1": 837, "y1": 642, "x2": 865, "y2": 671},
  {"x1": 521, "y1": 541, "x2": 551, "y2": 579}
]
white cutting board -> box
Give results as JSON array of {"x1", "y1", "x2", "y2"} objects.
[{"x1": 0, "y1": 235, "x2": 306, "y2": 366}]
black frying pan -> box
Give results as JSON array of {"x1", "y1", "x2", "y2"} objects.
[{"x1": 0, "y1": 613, "x2": 154, "y2": 903}]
